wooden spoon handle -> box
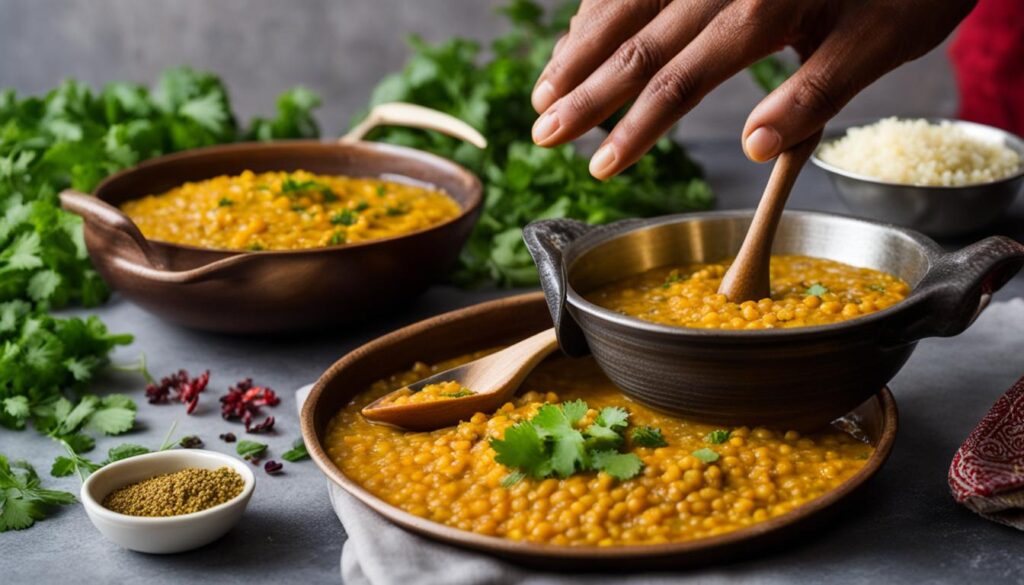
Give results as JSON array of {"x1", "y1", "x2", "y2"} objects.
[{"x1": 718, "y1": 131, "x2": 823, "y2": 302}]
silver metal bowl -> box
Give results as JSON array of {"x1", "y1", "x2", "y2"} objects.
[
  {"x1": 811, "y1": 119, "x2": 1024, "y2": 237},
  {"x1": 525, "y1": 210, "x2": 1024, "y2": 429}
]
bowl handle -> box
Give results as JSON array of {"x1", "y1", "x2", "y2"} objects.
[
  {"x1": 523, "y1": 219, "x2": 594, "y2": 357},
  {"x1": 341, "y1": 102, "x2": 488, "y2": 149},
  {"x1": 60, "y1": 190, "x2": 257, "y2": 284},
  {"x1": 899, "y1": 235, "x2": 1024, "y2": 342}
]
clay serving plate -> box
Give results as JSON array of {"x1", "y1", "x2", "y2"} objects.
[
  {"x1": 301, "y1": 292, "x2": 898, "y2": 569},
  {"x1": 524, "y1": 211, "x2": 1024, "y2": 430},
  {"x1": 60, "y1": 103, "x2": 485, "y2": 333}
]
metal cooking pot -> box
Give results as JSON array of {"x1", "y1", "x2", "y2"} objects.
[{"x1": 524, "y1": 210, "x2": 1024, "y2": 428}]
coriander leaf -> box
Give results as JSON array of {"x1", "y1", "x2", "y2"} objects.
[
  {"x1": 692, "y1": 448, "x2": 720, "y2": 463},
  {"x1": 747, "y1": 54, "x2": 796, "y2": 93},
  {"x1": 631, "y1": 426, "x2": 668, "y2": 448},
  {"x1": 590, "y1": 450, "x2": 643, "y2": 481},
  {"x1": 237, "y1": 440, "x2": 268, "y2": 461},
  {"x1": 85, "y1": 404, "x2": 136, "y2": 436},
  {"x1": 594, "y1": 406, "x2": 629, "y2": 430},
  {"x1": 806, "y1": 283, "x2": 829, "y2": 297},
  {"x1": 103, "y1": 444, "x2": 150, "y2": 464},
  {"x1": 49, "y1": 456, "x2": 77, "y2": 478},
  {"x1": 583, "y1": 422, "x2": 623, "y2": 451},
  {"x1": 704, "y1": 429, "x2": 731, "y2": 444},
  {"x1": 549, "y1": 429, "x2": 587, "y2": 478},
  {"x1": 60, "y1": 433, "x2": 95, "y2": 454},
  {"x1": 560, "y1": 399, "x2": 588, "y2": 424},
  {"x1": 500, "y1": 470, "x2": 526, "y2": 488},
  {"x1": 0, "y1": 456, "x2": 76, "y2": 531},
  {"x1": 490, "y1": 421, "x2": 546, "y2": 477},
  {"x1": 282, "y1": 439, "x2": 309, "y2": 462},
  {"x1": 3, "y1": 396, "x2": 30, "y2": 420}
]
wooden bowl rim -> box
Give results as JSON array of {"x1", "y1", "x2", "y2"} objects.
[
  {"x1": 90, "y1": 139, "x2": 483, "y2": 257},
  {"x1": 301, "y1": 291, "x2": 899, "y2": 561}
]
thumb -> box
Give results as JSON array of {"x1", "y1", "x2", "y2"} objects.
[{"x1": 741, "y1": 23, "x2": 900, "y2": 162}]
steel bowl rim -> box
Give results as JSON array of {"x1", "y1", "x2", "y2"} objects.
[
  {"x1": 563, "y1": 209, "x2": 943, "y2": 341},
  {"x1": 809, "y1": 117, "x2": 1024, "y2": 190},
  {"x1": 301, "y1": 291, "x2": 899, "y2": 562},
  {"x1": 91, "y1": 139, "x2": 484, "y2": 258}
]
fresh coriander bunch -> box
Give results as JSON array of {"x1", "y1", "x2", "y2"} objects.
[{"x1": 357, "y1": 0, "x2": 714, "y2": 287}]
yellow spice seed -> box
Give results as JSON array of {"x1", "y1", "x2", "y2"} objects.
[{"x1": 102, "y1": 467, "x2": 244, "y2": 517}]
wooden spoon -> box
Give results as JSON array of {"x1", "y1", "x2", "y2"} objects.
[
  {"x1": 718, "y1": 131, "x2": 823, "y2": 302},
  {"x1": 361, "y1": 328, "x2": 559, "y2": 431}
]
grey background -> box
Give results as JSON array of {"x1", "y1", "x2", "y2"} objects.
[{"x1": 0, "y1": 0, "x2": 957, "y2": 140}]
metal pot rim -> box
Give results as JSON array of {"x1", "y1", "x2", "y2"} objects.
[{"x1": 562, "y1": 209, "x2": 943, "y2": 341}]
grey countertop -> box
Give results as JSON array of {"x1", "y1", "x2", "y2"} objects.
[{"x1": 2, "y1": 140, "x2": 1022, "y2": 584}]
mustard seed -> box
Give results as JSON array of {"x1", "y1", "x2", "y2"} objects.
[{"x1": 102, "y1": 467, "x2": 244, "y2": 517}]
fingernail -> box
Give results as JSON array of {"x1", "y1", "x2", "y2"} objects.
[
  {"x1": 532, "y1": 80, "x2": 556, "y2": 112},
  {"x1": 745, "y1": 126, "x2": 782, "y2": 162},
  {"x1": 532, "y1": 110, "x2": 560, "y2": 144},
  {"x1": 589, "y1": 144, "x2": 617, "y2": 178}
]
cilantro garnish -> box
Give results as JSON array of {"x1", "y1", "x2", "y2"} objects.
[
  {"x1": 704, "y1": 429, "x2": 731, "y2": 444},
  {"x1": 329, "y1": 231, "x2": 346, "y2": 246},
  {"x1": 331, "y1": 209, "x2": 357, "y2": 226},
  {"x1": 375, "y1": 185, "x2": 387, "y2": 197},
  {"x1": 385, "y1": 206, "x2": 407, "y2": 217},
  {"x1": 281, "y1": 177, "x2": 328, "y2": 195},
  {"x1": 355, "y1": 201, "x2": 370, "y2": 212},
  {"x1": 806, "y1": 283, "x2": 829, "y2": 296},
  {"x1": 867, "y1": 284, "x2": 886, "y2": 293},
  {"x1": 692, "y1": 448, "x2": 720, "y2": 463},
  {"x1": 247, "y1": 243, "x2": 264, "y2": 251},
  {"x1": 237, "y1": 440, "x2": 268, "y2": 461},
  {"x1": 631, "y1": 426, "x2": 668, "y2": 448},
  {"x1": 442, "y1": 389, "x2": 475, "y2": 398},
  {"x1": 282, "y1": 439, "x2": 310, "y2": 462},
  {"x1": 661, "y1": 271, "x2": 683, "y2": 289},
  {"x1": 321, "y1": 189, "x2": 339, "y2": 203},
  {"x1": 0, "y1": 454, "x2": 76, "y2": 532},
  {"x1": 218, "y1": 197, "x2": 234, "y2": 207},
  {"x1": 489, "y1": 400, "x2": 644, "y2": 484}
]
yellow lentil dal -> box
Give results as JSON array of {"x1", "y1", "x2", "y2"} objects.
[
  {"x1": 587, "y1": 255, "x2": 909, "y2": 330},
  {"x1": 121, "y1": 170, "x2": 461, "y2": 251},
  {"x1": 383, "y1": 381, "x2": 476, "y2": 405},
  {"x1": 326, "y1": 352, "x2": 874, "y2": 546}
]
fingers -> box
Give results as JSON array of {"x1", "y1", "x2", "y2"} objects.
[
  {"x1": 531, "y1": 0, "x2": 664, "y2": 113},
  {"x1": 590, "y1": 1, "x2": 786, "y2": 178},
  {"x1": 742, "y1": 10, "x2": 906, "y2": 162},
  {"x1": 532, "y1": 0, "x2": 724, "y2": 148}
]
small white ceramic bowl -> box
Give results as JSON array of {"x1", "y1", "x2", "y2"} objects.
[{"x1": 81, "y1": 449, "x2": 255, "y2": 554}]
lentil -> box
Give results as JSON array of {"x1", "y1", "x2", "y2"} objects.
[
  {"x1": 121, "y1": 170, "x2": 461, "y2": 251},
  {"x1": 326, "y1": 353, "x2": 874, "y2": 546},
  {"x1": 102, "y1": 467, "x2": 244, "y2": 517},
  {"x1": 383, "y1": 381, "x2": 476, "y2": 405},
  {"x1": 587, "y1": 255, "x2": 909, "y2": 329}
]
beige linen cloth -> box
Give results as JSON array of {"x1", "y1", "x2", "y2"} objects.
[{"x1": 297, "y1": 298, "x2": 1024, "y2": 585}]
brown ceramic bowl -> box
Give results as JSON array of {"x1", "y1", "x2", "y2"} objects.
[
  {"x1": 301, "y1": 292, "x2": 898, "y2": 569},
  {"x1": 60, "y1": 104, "x2": 484, "y2": 333},
  {"x1": 523, "y1": 211, "x2": 1024, "y2": 430}
]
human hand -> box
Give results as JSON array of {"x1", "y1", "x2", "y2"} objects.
[{"x1": 530, "y1": 0, "x2": 976, "y2": 178}]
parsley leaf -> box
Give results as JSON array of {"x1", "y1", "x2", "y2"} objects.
[
  {"x1": 282, "y1": 439, "x2": 310, "y2": 462},
  {"x1": 692, "y1": 448, "x2": 720, "y2": 463},
  {"x1": 704, "y1": 429, "x2": 731, "y2": 444},
  {"x1": 0, "y1": 454, "x2": 75, "y2": 531},
  {"x1": 806, "y1": 283, "x2": 829, "y2": 297},
  {"x1": 631, "y1": 426, "x2": 668, "y2": 448}
]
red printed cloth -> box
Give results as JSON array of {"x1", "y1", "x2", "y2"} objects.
[{"x1": 949, "y1": 374, "x2": 1024, "y2": 529}]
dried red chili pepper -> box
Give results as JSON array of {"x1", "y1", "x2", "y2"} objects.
[
  {"x1": 219, "y1": 432, "x2": 237, "y2": 443},
  {"x1": 145, "y1": 369, "x2": 209, "y2": 414},
  {"x1": 220, "y1": 378, "x2": 279, "y2": 433},
  {"x1": 264, "y1": 460, "x2": 284, "y2": 475}
]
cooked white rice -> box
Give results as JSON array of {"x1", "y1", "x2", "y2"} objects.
[{"x1": 818, "y1": 117, "x2": 1021, "y2": 187}]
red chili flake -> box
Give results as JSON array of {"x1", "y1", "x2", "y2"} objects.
[
  {"x1": 219, "y1": 432, "x2": 237, "y2": 443},
  {"x1": 145, "y1": 369, "x2": 209, "y2": 415},
  {"x1": 264, "y1": 460, "x2": 284, "y2": 475},
  {"x1": 246, "y1": 415, "x2": 275, "y2": 434},
  {"x1": 220, "y1": 378, "x2": 279, "y2": 433}
]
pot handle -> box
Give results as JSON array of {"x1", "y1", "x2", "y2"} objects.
[
  {"x1": 899, "y1": 235, "x2": 1024, "y2": 342},
  {"x1": 523, "y1": 219, "x2": 594, "y2": 357},
  {"x1": 341, "y1": 102, "x2": 488, "y2": 149},
  {"x1": 60, "y1": 190, "x2": 257, "y2": 284}
]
